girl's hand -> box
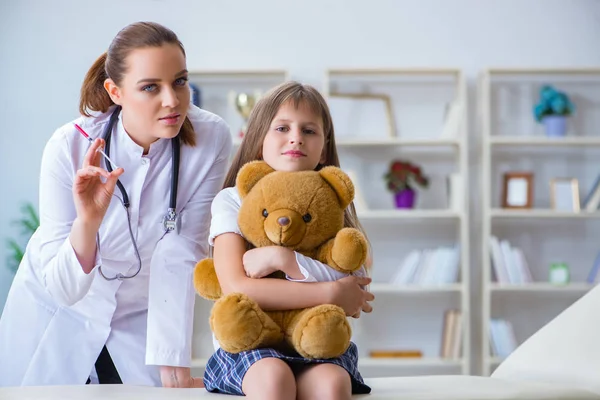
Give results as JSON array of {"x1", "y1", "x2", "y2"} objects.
[
  {"x1": 329, "y1": 276, "x2": 374, "y2": 317},
  {"x1": 243, "y1": 246, "x2": 302, "y2": 279},
  {"x1": 159, "y1": 366, "x2": 204, "y2": 388},
  {"x1": 73, "y1": 138, "x2": 124, "y2": 226}
]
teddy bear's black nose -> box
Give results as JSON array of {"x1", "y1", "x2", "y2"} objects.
[{"x1": 277, "y1": 217, "x2": 290, "y2": 226}]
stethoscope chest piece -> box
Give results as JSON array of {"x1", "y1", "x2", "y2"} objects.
[{"x1": 162, "y1": 207, "x2": 180, "y2": 233}]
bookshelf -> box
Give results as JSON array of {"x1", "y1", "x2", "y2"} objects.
[
  {"x1": 187, "y1": 69, "x2": 290, "y2": 370},
  {"x1": 188, "y1": 68, "x2": 470, "y2": 378},
  {"x1": 324, "y1": 68, "x2": 471, "y2": 377},
  {"x1": 479, "y1": 68, "x2": 600, "y2": 376},
  {"x1": 187, "y1": 69, "x2": 289, "y2": 145}
]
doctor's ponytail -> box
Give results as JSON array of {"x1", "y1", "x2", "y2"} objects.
[
  {"x1": 78, "y1": 22, "x2": 196, "y2": 146},
  {"x1": 79, "y1": 52, "x2": 112, "y2": 117}
]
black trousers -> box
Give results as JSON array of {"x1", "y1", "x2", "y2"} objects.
[{"x1": 85, "y1": 345, "x2": 122, "y2": 384}]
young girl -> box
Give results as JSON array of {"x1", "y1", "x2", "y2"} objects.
[{"x1": 204, "y1": 81, "x2": 373, "y2": 399}]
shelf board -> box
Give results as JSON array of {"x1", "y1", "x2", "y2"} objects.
[
  {"x1": 359, "y1": 357, "x2": 463, "y2": 368},
  {"x1": 370, "y1": 283, "x2": 462, "y2": 294},
  {"x1": 328, "y1": 68, "x2": 461, "y2": 76},
  {"x1": 490, "y1": 209, "x2": 600, "y2": 219},
  {"x1": 233, "y1": 138, "x2": 460, "y2": 148},
  {"x1": 486, "y1": 67, "x2": 600, "y2": 75},
  {"x1": 489, "y1": 283, "x2": 594, "y2": 293},
  {"x1": 490, "y1": 136, "x2": 600, "y2": 147},
  {"x1": 359, "y1": 209, "x2": 460, "y2": 220},
  {"x1": 232, "y1": 138, "x2": 460, "y2": 149},
  {"x1": 188, "y1": 69, "x2": 288, "y2": 77},
  {"x1": 337, "y1": 138, "x2": 460, "y2": 147},
  {"x1": 486, "y1": 357, "x2": 504, "y2": 365}
]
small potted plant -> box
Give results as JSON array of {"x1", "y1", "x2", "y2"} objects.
[
  {"x1": 6, "y1": 202, "x2": 39, "y2": 274},
  {"x1": 533, "y1": 85, "x2": 575, "y2": 138},
  {"x1": 383, "y1": 160, "x2": 429, "y2": 209}
]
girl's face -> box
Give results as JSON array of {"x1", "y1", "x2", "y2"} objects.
[
  {"x1": 261, "y1": 101, "x2": 326, "y2": 172},
  {"x1": 104, "y1": 44, "x2": 190, "y2": 152}
]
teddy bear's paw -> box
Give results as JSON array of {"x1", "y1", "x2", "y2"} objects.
[
  {"x1": 193, "y1": 258, "x2": 222, "y2": 300},
  {"x1": 331, "y1": 228, "x2": 368, "y2": 273},
  {"x1": 291, "y1": 305, "x2": 351, "y2": 359},
  {"x1": 211, "y1": 293, "x2": 283, "y2": 353}
]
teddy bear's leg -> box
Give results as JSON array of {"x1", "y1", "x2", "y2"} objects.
[
  {"x1": 283, "y1": 305, "x2": 351, "y2": 359},
  {"x1": 319, "y1": 227, "x2": 368, "y2": 273},
  {"x1": 210, "y1": 293, "x2": 283, "y2": 353}
]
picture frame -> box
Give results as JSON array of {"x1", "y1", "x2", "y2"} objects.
[
  {"x1": 502, "y1": 172, "x2": 534, "y2": 209},
  {"x1": 328, "y1": 92, "x2": 396, "y2": 139},
  {"x1": 550, "y1": 178, "x2": 580, "y2": 212}
]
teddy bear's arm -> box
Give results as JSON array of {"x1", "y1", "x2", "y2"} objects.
[{"x1": 317, "y1": 227, "x2": 368, "y2": 274}]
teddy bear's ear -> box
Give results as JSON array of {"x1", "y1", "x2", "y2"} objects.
[
  {"x1": 319, "y1": 166, "x2": 355, "y2": 209},
  {"x1": 236, "y1": 161, "x2": 275, "y2": 198}
]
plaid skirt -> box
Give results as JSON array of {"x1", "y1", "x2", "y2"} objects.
[{"x1": 204, "y1": 342, "x2": 371, "y2": 396}]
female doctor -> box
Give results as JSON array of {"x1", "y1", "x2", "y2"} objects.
[{"x1": 0, "y1": 22, "x2": 231, "y2": 387}]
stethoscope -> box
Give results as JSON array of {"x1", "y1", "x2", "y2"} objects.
[{"x1": 97, "y1": 106, "x2": 181, "y2": 281}]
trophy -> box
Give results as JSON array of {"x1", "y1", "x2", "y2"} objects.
[{"x1": 234, "y1": 92, "x2": 257, "y2": 139}]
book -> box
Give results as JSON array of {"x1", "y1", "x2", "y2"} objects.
[
  {"x1": 440, "y1": 309, "x2": 462, "y2": 359},
  {"x1": 369, "y1": 350, "x2": 423, "y2": 358}
]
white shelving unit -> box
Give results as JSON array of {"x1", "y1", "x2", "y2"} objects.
[
  {"x1": 186, "y1": 70, "x2": 289, "y2": 375},
  {"x1": 480, "y1": 68, "x2": 600, "y2": 376},
  {"x1": 187, "y1": 69, "x2": 289, "y2": 145},
  {"x1": 188, "y1": 68, "x2": 470, "y2": 378},
  {"x1": 324, "y1": 68, "x2": 470, "y2": 377}
]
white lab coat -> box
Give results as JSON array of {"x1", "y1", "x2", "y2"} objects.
[{"x1": 0, "y1": 105, "x2": 232, "y2": 386}]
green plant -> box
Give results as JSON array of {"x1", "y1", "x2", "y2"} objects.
[
  {"x1": 6, "y1": 202, "x2": 39, "y2": 273},
  {"x1": 533, "y1": 85, "x2": 575, "y2": 122},
  {"x1": 383, "y1": 160, "x2": 429, "y2": 194}
]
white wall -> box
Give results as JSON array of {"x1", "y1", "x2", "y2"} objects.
[{"x1": 1, "y1": 0, "x2": 600, "y2": 374}]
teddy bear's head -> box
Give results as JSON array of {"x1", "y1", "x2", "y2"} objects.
[{"x1": 236, "y1": 161, "x2": 355, "y2": 253}]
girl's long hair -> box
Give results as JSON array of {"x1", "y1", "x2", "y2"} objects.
[{"x1": 223, "y1": 81, "x2": 372, "y2": 267}]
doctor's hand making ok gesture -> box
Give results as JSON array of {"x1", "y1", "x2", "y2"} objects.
[
  {"x1": 73, "y1": 137, "x2": 124, "y2": 226},
  {"x1": 70, "y1": 137, "x2": 124, "y2": 274}
]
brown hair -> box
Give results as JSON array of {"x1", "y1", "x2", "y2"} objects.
[
  {"x1": 79, "y1": 21, "x2": 195, "y2": 146},
  {"x1": 224, "y1": 81, "x2": 371, "y2": 265}
]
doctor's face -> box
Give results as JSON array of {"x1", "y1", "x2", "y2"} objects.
[{"x1": 109, "y1": 44, "x2": 190, "y2": 151}]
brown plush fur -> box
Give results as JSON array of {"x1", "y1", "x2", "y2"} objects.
[{"x1": 193, "y1": 160, "x2": 367, "y2": 359}]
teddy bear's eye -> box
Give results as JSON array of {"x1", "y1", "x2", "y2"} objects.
[
  {"x1": 302, "y1": 213, "x2": 312, "y2": 223},
  {"x1": 262, "y1": 209, "x2": 269, "y2": 218}
]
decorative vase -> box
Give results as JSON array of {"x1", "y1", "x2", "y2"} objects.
[
  {"x1": 394, "y1": 188, "x2": 416, "y2": 209},
  {"x1": 542, "y1": 115, "x2": 567, "y2": 138}
]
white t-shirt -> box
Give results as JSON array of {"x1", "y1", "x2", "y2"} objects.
[
  {"x1": 208, "y1": 187, "x2": 368, "y2": 282},
  {"x1": 208, "y1": 186, "x2": 368, "y2": 350}
]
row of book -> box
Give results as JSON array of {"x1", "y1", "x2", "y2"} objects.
[
  {"x1": 491, "y1": 236, "x2": 600, "y2": 285},
  {"x1": 582, "y1": 175, "x2": 600, "y2": 212},
  {"x1": 365, "y1": 309, "x2": 464, "y2": 360},
  {"x1": 489, "y1": 318, "x2": 518, "y2": 358},
  {"x1": 390, "y1": 246, "x2": 461, "y2": 285},
  {"x1": 489, "y1": 236, "x2": 533, "y2": 284}
]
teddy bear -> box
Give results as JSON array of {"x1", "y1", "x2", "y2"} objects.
[{"x1": 193, "y1": 160, "x2": 368, "y2": 359}]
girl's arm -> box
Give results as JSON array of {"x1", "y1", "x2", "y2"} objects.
[
  {"x1": 243, "y1": 246, "x2": 368, "y2": 283},
  {"x1": 213, "y1": 232, "x2": 372, "y2": 314}
]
